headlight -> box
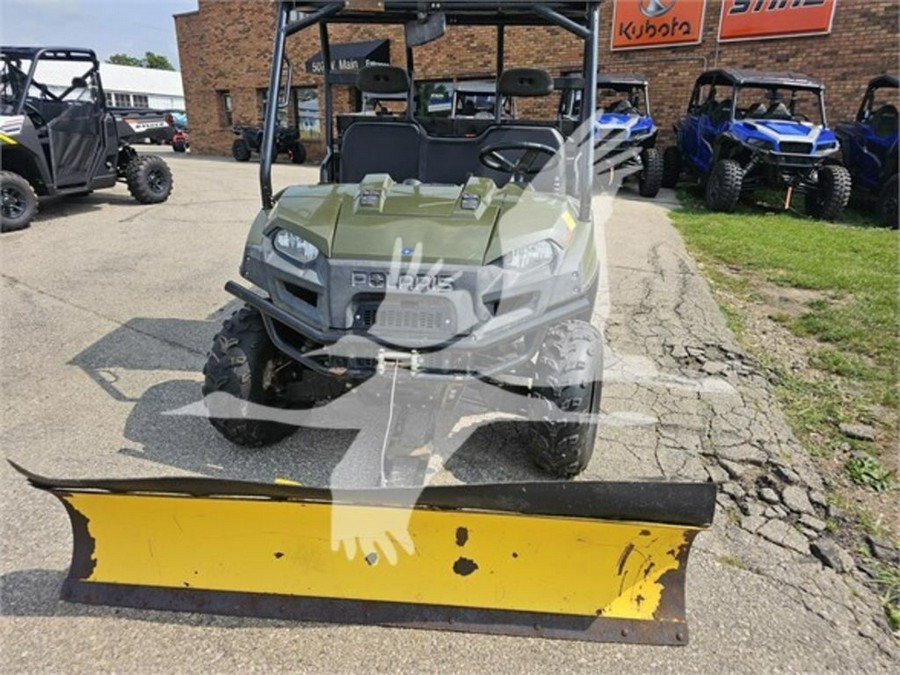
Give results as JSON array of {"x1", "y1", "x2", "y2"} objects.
[
  {"x1": 499, "y1": 240, "x2": 556, "y2": 271},
  {"x1": 746, "y1": 137, "x2": 774, "y2": 151},
  {"x1": 273, "y1": 229, "x2": 319, "y2": 264},
  {"x1": 817, "y1": 141, "x2": 838, "y2": 151}
]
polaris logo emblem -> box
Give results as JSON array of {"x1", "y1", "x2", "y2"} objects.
[
  {"x1": 351, "y1": 271, "x2": 455, "y2": 292},
  {"x1": 729, "y1": 0, "x2": 825, "y2": 14},
  {"x1": 639, "y1": 0, "x2": 676, "y2": 18}
]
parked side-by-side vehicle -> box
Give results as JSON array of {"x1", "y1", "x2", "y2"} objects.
[
  {"x1": 663, "y1": 69, "x2": 851, "y2": 220},
  {"x1": 836, "y1": 74, "x2": 898, "y2": 228},
  {"x1": 0, "y1": 46, "x2": 173, "y2": 232}
]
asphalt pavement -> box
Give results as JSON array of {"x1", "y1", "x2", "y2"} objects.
[{"x1": 1, "y1": 148, "x2": 896, "y2": 672}]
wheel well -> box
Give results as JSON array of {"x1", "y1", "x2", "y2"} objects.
[
  {"x1": 714, "y1": 138, "x2": 749, "y2": 166},
  {"x1": 1, "y1": 146, "x2": 49, "y2": 195}
]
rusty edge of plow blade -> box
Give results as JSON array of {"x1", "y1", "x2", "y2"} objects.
[{"x1": 11, "y1": 461, "x2": 716, "y2": 646}]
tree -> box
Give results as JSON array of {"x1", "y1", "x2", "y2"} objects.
[
  {"x1": 106, "y1": 52, "x2": 175, "y2": 71},
  {"x1": 143, "y1": 52, "x2": 175, "y2": 71},
  {"x1": 107, "y1": 53, "x2": 143, "y2": 67}
]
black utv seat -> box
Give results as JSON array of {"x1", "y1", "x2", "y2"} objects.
[
  {"x1": 339, "y1": 66, "x2": 421, "y2": 183},
  {"x1": 340, "y1": 66, "x2": 565, "y2": 192}
]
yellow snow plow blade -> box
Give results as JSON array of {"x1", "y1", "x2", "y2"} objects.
[{"x1": 12, "y1": 462, "x2": 715, "y2": 645}]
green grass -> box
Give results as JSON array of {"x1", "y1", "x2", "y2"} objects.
[
  {"x1": 672, "y1": 190, "x2": 899, "y2": 432},
  {"x1": 670, "y1": 190, "x2": 899, "y2": 630},
  {"x1": 671, "y1": 188, "x2": 899, "y2": 472}
]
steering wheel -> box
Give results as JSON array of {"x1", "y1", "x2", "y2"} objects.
[
  {"x1": 479, "y1": 142, "x2": 561, "y2": 181},
  {"x1": 23, "y1": 101, "x2": 46, "y2": 127}
]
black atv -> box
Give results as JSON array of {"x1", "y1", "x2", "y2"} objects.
[
  {"x1": 231, "y1": 124, "x2": 306, "y2": 164},
  {"x1": 0, "y1": 47, "x2": 174, "y2": 232}
]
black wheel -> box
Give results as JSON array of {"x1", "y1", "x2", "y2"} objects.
[
  {"x1": 638, "y1": 147, "x2": 663, "y2": 198},
  {"x1": 202, "y1": 306, "x2": 301, "y2": 447},
  {"x1": 662, "y1": 146, "x2": 681, "y2": 189},
  {"x1": 289, "y1": 142, "x2": 306, "y2": 165},
  {"x1": 705, "y1": 158, "x2": 743, "y2": 213},
  {"x1": 232, "y1": 139, "x2": 252, "y2": 162},
  {"x1": 125, "y1": 154, "x2": 173, "y2": 204},
  {"x1": 877, "y1": 174, "x2": 898, "y2": 229},
  {"x1": 526, "y1": 320, "x2": 603, "y2": 479},
  {"x1": 805, "y1": 164, "x2": 851, "y2": 221},
  {"x1": 1, "y1": 171, "x2": 37, "y2": 233},
  {"x1": 172, "y1": 140, "x2": 187, "y2": 153}
]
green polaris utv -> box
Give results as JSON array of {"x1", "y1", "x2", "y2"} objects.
[{"x1": 203, "y1": 1, "x2": 604, "y2": 480}]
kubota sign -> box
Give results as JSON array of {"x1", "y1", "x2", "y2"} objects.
[
  {"x1": 611, "y1": 0, "x2": 707, "y2": 51},
  {"x1": 718, "y1": 0, "x2": 838, "y2": 42}
]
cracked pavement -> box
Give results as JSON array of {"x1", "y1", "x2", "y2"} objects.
[{"x1": 1, "y1": 153, "x2": 896, "y2": 672}]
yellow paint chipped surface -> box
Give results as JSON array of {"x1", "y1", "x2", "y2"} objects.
[{"x1": 66, "y1": 493, "x2": 697, "y2": 620}]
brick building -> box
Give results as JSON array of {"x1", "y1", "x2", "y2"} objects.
[{"x1": 174, "y1": 0, "x2": 898, "y2": 160}]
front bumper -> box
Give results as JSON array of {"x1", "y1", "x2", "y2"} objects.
[{"x1": 231, "y1": 236, "x2": 598, "y2": 380}]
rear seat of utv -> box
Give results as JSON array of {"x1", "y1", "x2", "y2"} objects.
[{"x1": 339, "y1": 66, "x2": 568, "y2": 192}]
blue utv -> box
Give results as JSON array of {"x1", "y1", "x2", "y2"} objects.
[
  {"x1": 559, "y1": 73, "x2": 663, "y2": 197},
  {"x1": 835, "y1": 75, "x2": 898, "y2": 228},
  {"x1": 662, "y1": 69, "x2": 851, "y2": 220}
]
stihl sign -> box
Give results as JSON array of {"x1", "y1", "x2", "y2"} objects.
[
  {"x1": 611, "y1": 0, "x2": 707, "y2": 51},
  {"x1": 719, "y1": 0, "x2": 838, "y2": 42}
]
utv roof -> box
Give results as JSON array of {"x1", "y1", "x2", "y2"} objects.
[
  {"x1": 869, "y1": 74, "x2": 899, "y2": 89},
  {"x1": 697, "y1": 68, "x2": 823, "y2": 90},
  {"x1": 288, "y1": 1, "x2": 599, "y2": 25},
  {"x1": 1, "y1": 46, "x2": 98, "y2": 62},
  {"x1": 596, "y1": 73, "x2": 647, "y2": 88}
]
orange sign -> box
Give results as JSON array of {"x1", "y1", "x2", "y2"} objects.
[
  {"x1": 611, "y1": 0, "x2": 707, "y2": 51},
  {"x1": 718, "y1": 0, "x2": 837, "y2": 42}
]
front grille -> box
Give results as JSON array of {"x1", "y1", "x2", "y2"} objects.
[
  {"x1": 354, "y1": 299, "x2": 455, "y2": 338},
  {"x1": 779, "y1": 142, "x2": 813, "y2": 155}
]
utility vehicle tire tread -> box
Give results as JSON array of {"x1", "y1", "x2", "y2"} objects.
[
  {"x1": 202, "y1": 306, "x2": 298, "y2": 447},
  {"x1": 0, "y1": 171, "x2": 38, "y2": 232},
  {"x1": 528, "y1": 320, "x2": 603, "y2": 479},
  {"x1": 877, "y1": 174, "x2": 898, "y2": 229},
  {"x1": 232, "y1": 139, "x2": 252, "y2": 162},
  {"x1": 125, "y1": 154, "x2": 173, "y2": 204},
  {"x1": 705, "y1": 158, "x2": 743, "y2": 212},
  {"x1": 662, "y1": 146, "x2": 681, "y2": 188},
  {"x1": 289, "y1": 142, "x2": 306, "y2": 165},
  {"x1": 639, "y1": 147, "x2": 664, "y2": 198},
  {"x1": 805, "y1": 164, "x2": 851, "y2": 221}
]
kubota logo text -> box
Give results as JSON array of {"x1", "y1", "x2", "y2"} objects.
[{"x1": 612, "y1": 0, "x2": 705, "y2": 51}]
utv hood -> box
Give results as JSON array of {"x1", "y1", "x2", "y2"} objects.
[{"x1": 266, "y1": 174, "x2": 577, "y2": 265}]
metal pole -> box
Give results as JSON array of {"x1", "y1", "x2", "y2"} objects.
[
  {"x1": 406, "y1": 45, "x2": 415, "y2": 122},
  {"x1": 580, "y1": 3, "x2": 600, "y2": 221},
  {"x1": 496, "y1": 25, "x2": 505, "y2": 124},
  {"x1": 260, "y1": 3, "x2": 288, "y2": 210},
  {"x1": 320, "y1": 22, "x2": 334, "y2": 182}
]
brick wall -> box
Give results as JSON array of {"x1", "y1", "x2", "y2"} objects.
[{"x1": 175, "y1": 0, "x2": 898, "y2": 158}]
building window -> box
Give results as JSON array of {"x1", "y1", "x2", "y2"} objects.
[
  {"x1": 132, "y1": 94, "x2": 149, "y2": 108},
  {"x1": 219, "y1": 91, "x2": 233, "y2": 127},
  {"x1": 113, "y1": 92, "x2": 132, "y2": 107},
  {"x1": 294, "y1": 87, "x2": 320, "y2": 139},
  {"x1": 258, "y1": 88, "x2": 289, "y2": 128},
  {"x1": 105, "y1": 92, "x2": 114, "y2": 107}
]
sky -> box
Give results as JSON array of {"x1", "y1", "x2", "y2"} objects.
[{"x1": 0, "y1": 0, "x2": 198, "y2": 69}]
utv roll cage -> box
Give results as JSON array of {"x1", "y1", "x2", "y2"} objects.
[
  {"x1": 689, "y1": 68, "x2": 827, "y2": 127},
  {"x1": 559, "y1": 72, "x2": 651, "y2": 119},
  {"x1": 261, "y1": 1, "x2": 601, "y2": 220},
  {"x1": 1, "y1": 47, "x2": 105, "y2": 114}
]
